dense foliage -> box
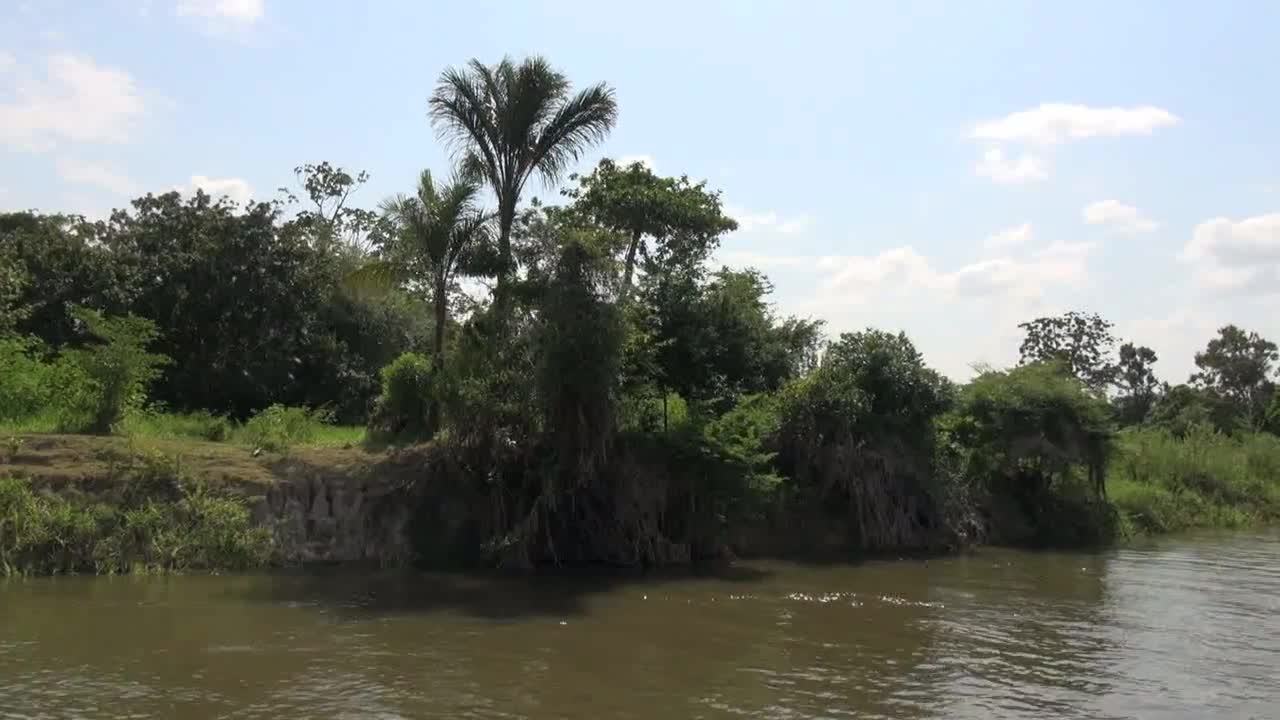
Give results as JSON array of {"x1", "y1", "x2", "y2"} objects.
[{"x1": 3, "y1": 53, "x2": 1279, "y2": 572}]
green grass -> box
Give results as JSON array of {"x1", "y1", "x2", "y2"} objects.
[
  {"x1": 1108, "y1": 426, "x2": 1280, "y2": 536},
  {"x1": 3, "y1": 406, "x2": 368, "y2": 451}
]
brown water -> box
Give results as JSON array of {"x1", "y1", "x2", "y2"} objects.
[{"x1": 2, "y1": 531, "x2": 1278, "y2": 719}]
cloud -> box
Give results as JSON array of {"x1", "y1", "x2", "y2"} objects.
[
  {"x1": 0, "y1": 52, "x2": 148, "y2": 152},
  {"x1": 184, "y1": 175, "x2": 254, "y2": 205},
  {"x1": 984, "y1": 222, "x2": 1034, "y2": 250},
  {"x1": 176, "y1": 0, "x2": 265, "y2": 24},
  {"x1": 1082, "y1": 200, "x2": 1158, "y2": 233},
  {"x1": 730, "y1": 240, "x2": 1095, "y2": 306},
  {"x1": 55, "y1": 158, "x2": 138, "y2": 195},
  {"x1": 725, "y1": 204, "x2": 812, "y2": 235},
  {"x1": 1181, "y1": 213, "x2": 1280, "y2": 295},
  {"x1": 972, "y1": 103, "x2": 1179, "y2": 145},
  {"x1": 973, "y1": 148, "x2": 1047, "y2": 184}
]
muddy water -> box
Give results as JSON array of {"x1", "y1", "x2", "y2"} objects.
[{"x1": 2, "y1": 530, "x2": 1278, "y2": 719}]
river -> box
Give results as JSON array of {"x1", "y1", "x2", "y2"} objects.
[{"x1": 2, "y1": 530, "x2": 1278, "y2": 719}]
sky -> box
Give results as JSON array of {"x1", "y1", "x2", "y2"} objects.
[{"x1": 2, "y1": 0, "x2": 1278, "y2": 382}]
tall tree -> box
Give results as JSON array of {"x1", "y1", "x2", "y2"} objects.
[
  {"x1": 1113, "y1": 342, "x2": 1160, "y2": 425},
  {"x1": 564, "y1": 159, "x2": 737, "y2": 300},
  {"x1": 1017, "y1": 311, "x2": 1117, "y2": 392},
  {"x1": 429, "y1": 56, "x2": 617, "y2": 318},
  {"x1": 1190, "y1": 324, "x2": 1278, "y2": 427}
]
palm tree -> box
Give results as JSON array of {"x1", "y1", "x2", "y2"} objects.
[
  {"x1": 350, "y1": 168, "x2": 489, "y2": 374},
  {"x1": 429, "y1": 56, "x2": 618, "y2": 318}
]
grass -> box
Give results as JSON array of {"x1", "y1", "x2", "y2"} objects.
[
  {"x1": 1108, "y1": 426, "x2": 1280, "y2": 536},
  {"x1": 3, "y1": 406, "x2": 369, "y2": 451}
]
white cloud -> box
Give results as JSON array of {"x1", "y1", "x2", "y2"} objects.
[
  {"x1": 733, "y1": 240, "x2": 1095, "y2": 306},
  {"x1": 1182, "y1": 213, "x2": 1280, "y2": 295},
  {"x1": 0, "y1": 51, "x2": 15, "y2": 73},
  {"x1": 0, "y1": 53, "x2": 147, "y2": 152},
  {"x1": 176, "y1": 0, "x2": 265, "y2": 24},
  {"x1": 725, "y1": 204, "x2": 812, "y2": 235},
  {"x1": 184, "y1": 175, "x2": 254, "y2": 205},
  {"x1": 55, "y1": 158, "x2": 138, "y2": 195},
  {"x1": 1082, "y1": 200, "x2": 1158, "y2": 233},
  {"x1": 984, "y1": 222, "x2": 1034, "y2": 250},
  {"x1": 715, "y1": 250, "x2": 811, "y2": 270},
  {"x1": 972, "y1": 103, "x2": 1179, "y2": 145},
  {"x1": 974, "y1": 148, "x2": 1047, "y2": 184}
]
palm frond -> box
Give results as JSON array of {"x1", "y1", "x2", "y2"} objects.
[
  {"x1": 430, "y1": 65, "x2": 502, "y2": 188},
  {"x1": 342, "y1": 260, "x2": 406, "y2": 298},
  {"x1": 530, "y1": 83, "x2": 618, "y2": 185}
]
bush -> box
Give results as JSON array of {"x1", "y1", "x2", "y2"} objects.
[
  {"x1": 945, "y1": 362, "x2": 1115, "y2": 545},
  {"x1": 773, "y1": 330, "x2": 953, "y2": 551},
  {"x1": 0, "y1": 335, "x2": 50, "y2": 422},
  {"x1": 117, "y1": 408, "x2": 234, "y2": 442},
  {"x1": 368, "y1": 352, "x2": 433, "y2": 441},
  {"x1": 59, "y1": 308, "x2": 171, "y2": 434},
  {"x1": 237, "y1": 404, "x2": 335, "y2": 452}
]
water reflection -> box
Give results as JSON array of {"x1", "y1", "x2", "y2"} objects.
[{"x1": 2, "y1": 530, "x2": 1278, "y2": 719}]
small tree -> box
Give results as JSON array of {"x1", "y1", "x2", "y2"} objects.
[
  {"x1": 62, "y1": 307, "x2": 170, "y2": 433},
  {"x1": 564, "y1": 159, "x2": 737, "y2": 300},
  {"x1": 1113, "y1": 342, "x2": 1160, "y2": 425}
]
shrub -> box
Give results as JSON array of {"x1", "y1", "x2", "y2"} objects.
[
  {"x1": 117, "y1": 408, "x2": 234, "y2": 442},
  {"x1": 59, "y1": 308, "x2": 171, "y2": 434},
  {"x1": 368, "y1": 352, "x2": 433, "y2": 440},
  {"x1": 237, "y1": 404, "x2": 334, "y2": 452},
  {"x1": 945, "y1": 362, "x2": 1116, "y2": 546},
  {"x1": 0, "y1": 335, "x2": 50, "y2": 422}
]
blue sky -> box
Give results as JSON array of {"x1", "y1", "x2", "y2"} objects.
[{"x1": 3, "y1": 0, "x2": 1278, "y2": 381}]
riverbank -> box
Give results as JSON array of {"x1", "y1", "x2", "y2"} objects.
[
  {"x1": 0, "y1": 434, "x2": 428, "y2": 575},
  {"x1": 3, "y1": 428, "x2": 1278, "y2": 576}
]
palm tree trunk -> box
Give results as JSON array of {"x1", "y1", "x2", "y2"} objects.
[
  {"x1": 428, "y1": 276, "x2": 448, "y2": 434},
  {"x1": 494, "y1": 203, "x2": 516, "y2": 323},
  {"x1": 620, "y1": 229, "x2": 642, "y2": 301}
]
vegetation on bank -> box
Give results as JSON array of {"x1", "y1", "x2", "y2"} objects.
[
  {"x1": 3, "y1": 55, "x2": 1279, "y2": 573},
  {"x1": 0, "y1": 450, "x2": 271, "y2": 577}
]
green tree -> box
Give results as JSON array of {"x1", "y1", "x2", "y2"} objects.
[
  {"x1": 634, "y1": 266, "x2": 821, "y2": 414},
  {"x1": 1114, "y1": 342, "x2": 1160, "y2": 425},
  {"x1": 429, "y1": 56, "x2": 617, "y2": 318},
  {"x1": 1190, "y1": 324, "x2": 1278, "y2": 428},
  {"x1": 564, "y1": 159, "x2": 737, "y2": 300},
  {"x1": 1017, "y1": 311, "x2": 1117, "y2": 392},
  {"x1": 1148, "y1": 383, "x2": 1243, "y2": 436},
  {"x1": 1, "y1": 212, "x2": 134, "y2": 347},
  {"x1": 537, "y1": 233, "x2": 623, "y2": 483},
  {"x1": 0, "y1": 247, "x2": 29, "y2": 334},
  {"x1": 350, "y1": 169, "x2": 491, "y2": 431},
  {"x1": 101, "y1": 192, "x2": 333, "y2": 417}
]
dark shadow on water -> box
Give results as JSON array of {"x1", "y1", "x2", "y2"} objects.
[{"x1": 237, "y1": 562, "x2": 773, "y2": 622}]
